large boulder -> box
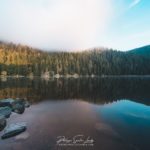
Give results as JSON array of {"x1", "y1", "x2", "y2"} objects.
[
  {"x1": 0, "y1": 115, "x2": 6, "y2": 131},
  {"x1": 0, "y1": 107, "x2": 12, "y2": 118},
  {"x1": 1, "y1": 122, "x2": 27, "y2": 139}
]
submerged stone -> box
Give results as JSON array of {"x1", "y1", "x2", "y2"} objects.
[
  {"x1": 0, "y1": 107, "x2": 12, "y2": 118},
  {"x1": 1, "y1": 122, "x2": 27, "y2": 139},
  {"x1": 0, "y1": 115, "x2": 6, "y2": 131},
  {"x1": 15, "y1": 132, "x2": 30, "y2": 140}
]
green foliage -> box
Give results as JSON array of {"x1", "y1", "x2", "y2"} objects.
[{"x1": 0, "y1": 42, "x2": 150, "y2": 76}]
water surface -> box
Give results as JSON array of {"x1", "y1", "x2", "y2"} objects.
[{"x1": 0, "y1": 77, "x2": 150, "y2": 150}]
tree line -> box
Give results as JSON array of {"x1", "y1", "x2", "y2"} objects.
[{"x1": 0, "y1": 42, "x2": 150, "y2": 76}]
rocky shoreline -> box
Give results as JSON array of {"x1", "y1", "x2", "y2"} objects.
[{"x1": 0, "y1": 98, "x2": 30, "y2": 139}]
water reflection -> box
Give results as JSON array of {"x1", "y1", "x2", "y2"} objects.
[
  {"x1": 0, "y1": 99, "x2": 150, "y2": 150},
  {"x1": 98, "y1": 100, "x2": 150, "y2": 150},
  {"x1": 0, "y1": 77, "x2": 150, "y2": 104},
  {"x1": 0, "y1": 77, "x2": 150, "y2": 150}
]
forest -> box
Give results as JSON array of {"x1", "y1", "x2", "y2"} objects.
[{"x1": 0, "y1": 41, "x2": 150, "y2": 76}]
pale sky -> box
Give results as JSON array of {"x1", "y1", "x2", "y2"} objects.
[{"x1": 0, "y1": 0, "x2": 150, "y2": 51}]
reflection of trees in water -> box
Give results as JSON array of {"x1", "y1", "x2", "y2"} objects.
[{"x1": 0, "y1": 77, "x2": 150, "y2": 104}]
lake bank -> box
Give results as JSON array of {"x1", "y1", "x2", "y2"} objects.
[{"x1": 1, "y1": 74, "x2": 150, "y2": 80}]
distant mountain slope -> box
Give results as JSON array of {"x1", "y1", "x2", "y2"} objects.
[{"x1": 128, "y1": 45, "x2": 150, "y2": 55}]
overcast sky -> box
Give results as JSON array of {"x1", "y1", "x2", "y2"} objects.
[{"x1": 0, "y1": 0, "x2": 150, "y2": 51}]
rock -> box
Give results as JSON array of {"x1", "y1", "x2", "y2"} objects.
[
  {"x1": 1, "y1": 122, "x2": 27, "y2": 139},
  {"x1": 0, "y1": 98, "x2": 30, "y2": 114},
  {"x1": 12, "y1": 99, "x2": 27, "y2": 114},
  {"x1": 15, "y1": 98, "x2": 30, "y2": 108},
  {"x1": 23, "y1": 101, "x2": 30, "y2": 108},
  {"x1": 12, "y1": 102, "x2": 25, "y2": 114},
  {"x1": 0, "y1": 115, "x2": 6, "y2": 131},
  {"x1": 0, "y1": 98, "x2": 15, "y2": 107},
  {"x1": 0, "y1": 107, "x2": 12, "y2": 118},
  {"x1": 15, "y1": 132, "x2": 30, "y2": 140},
  {"x1": 0, "y1": 98, "x2": 30, "y2": 109}
]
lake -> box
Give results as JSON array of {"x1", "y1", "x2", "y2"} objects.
[{"x1": 0, "y1": 77, "x2": 150, "y2": 150}]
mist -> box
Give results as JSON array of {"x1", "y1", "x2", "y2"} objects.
[{"x1": 0, "y1": 0, "x2": 113, "y2": 51}]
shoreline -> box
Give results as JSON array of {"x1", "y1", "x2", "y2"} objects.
[{"x1": 1, "y1": 74, "x2": 150, "y2": 79}]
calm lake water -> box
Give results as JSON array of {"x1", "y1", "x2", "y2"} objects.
[{"x1": 0, "y1": 77, "x2": 150, "y2": 150}]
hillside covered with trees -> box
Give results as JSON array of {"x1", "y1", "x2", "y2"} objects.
[{"x1": 0, "y1": 42, "x2": 150, "y2": 77}]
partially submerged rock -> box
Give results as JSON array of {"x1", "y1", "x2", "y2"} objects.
[
  {"x1": 0, "y1": 98, "x2": 15, "y2": 107},
  {"x1": 0, "y1": 98, "x2": 30, "y2": 114},
  {"x1": 16, "y1": 98, "x2": 30, "y2": 108},
  {"x1": 12, "y1": 102, "x2": 25, "y2": 114},
  {"x1": 12, "y1": 99, "x2": 30, "y2": 114},
  {"x1": 1, "y1": 122, "x2": 27, "y2": 139},
  {"x1": 0, "y1": 107, "x2": 12, "y2": 118},
  {"x1": 0, "y1": 98, "x2": 30, "y2": 135},
  {"x1": 0, "y1": 115, "x2": 6, "y2": 131}
]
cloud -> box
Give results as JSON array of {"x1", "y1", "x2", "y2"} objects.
[
  {"x1": 129, "y1": 0, "x2": 141, "y2": 8},
  {"x1": 0, "y1": 0, "x2": 113, "y2": 50}
]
